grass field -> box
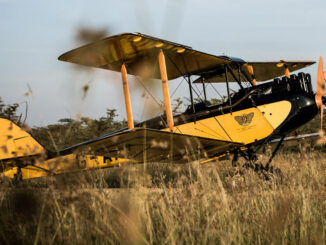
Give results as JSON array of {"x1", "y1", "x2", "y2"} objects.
[{"x1": 0, "y1": 151, "x2": 325, "y2": 244}]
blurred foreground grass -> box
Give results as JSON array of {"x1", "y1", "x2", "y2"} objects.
[{"x1": 0, "y1": 152, "x2": 325, "y2": 245}]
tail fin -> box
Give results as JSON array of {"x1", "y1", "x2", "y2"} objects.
[{"x1": 0, "y1": 118, "x2": 45, "y2": 160}]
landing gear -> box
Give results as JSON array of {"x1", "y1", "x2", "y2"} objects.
[
  {"x1": 13, "y1": 167, "x2": 23, "y2": 185},
  {"x1": 265, "y1": 135, "x2": 285, "y2": 170},
  {"x1": 232, "y1": 135, "x2": 285, "y2": 180}
]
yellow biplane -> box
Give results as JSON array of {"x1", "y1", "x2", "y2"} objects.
[{"x1": 1, "y1": 33, "x2": 325, "y2": 181}]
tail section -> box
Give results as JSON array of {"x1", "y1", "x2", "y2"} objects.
[
  {"x1": 0, "y1": 118, "x2": 45, "y2": 161},
  {"x1": 0, "y1": 118, "x2": 130, "y2": 181}
]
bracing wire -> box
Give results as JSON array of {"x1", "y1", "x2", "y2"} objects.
[
  {"x1": 126, "y1": 64, "x2": 168, "y2": 128},
  {"x1": 208, "y1": 82, "x2": 224, "y2": 101},
  {"x1": 171, "y1": 77, "x2": 186, "y2": 98}
]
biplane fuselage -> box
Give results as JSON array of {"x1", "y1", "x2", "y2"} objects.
[{"x1": 141, "y1": 72, "x2": 317, "y2": 147}]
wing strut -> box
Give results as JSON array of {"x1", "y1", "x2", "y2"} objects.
[
  {"x1": 285, "y1": 66, "x2": 290, "y2": 78},
  {"x1": 158, "y1": 50, "x2": 174, "y2": 131},
  {"x1": 121, "y1": 63, "x2": 134, "y2": 129},
  {"x1": 245, "y1": 64, "x2": 257, "y2": 86}
]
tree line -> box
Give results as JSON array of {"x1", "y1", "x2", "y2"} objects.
[{"x1": 0, "y1": 97, "x2": 126, "y2": 152}]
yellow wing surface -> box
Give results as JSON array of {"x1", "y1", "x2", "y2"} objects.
[
  {"x1": 59, "y1": 128, "x2": 242, "y2": 163},
  {"x1": 58, "y1": 32, "x2": 231, "y2": 80}
]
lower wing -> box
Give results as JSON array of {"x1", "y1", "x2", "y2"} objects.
[{"x1": 59, "y1": 128, "x2": 243, "y2": 163}]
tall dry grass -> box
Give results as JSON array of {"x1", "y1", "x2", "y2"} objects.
[{"x1": 0, "y1": 152, "x2": 325, "y2": 244}]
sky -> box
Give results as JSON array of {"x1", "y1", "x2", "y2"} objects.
[{"x1": 1, "y1": 0, "x2": 326, "y2": 126}]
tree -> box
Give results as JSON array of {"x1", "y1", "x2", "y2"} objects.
[
  {"x1": 31, "y1": 109, "x2": 127, "y2": 152},
  {"x1": 0, "y1": 97, "x2": 21, "y2": 124}
]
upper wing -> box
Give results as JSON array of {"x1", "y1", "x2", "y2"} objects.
[
  {"x1": 59, "y1": 128, "x2": 242, "y2": 163},
  {"x1": 194, "y1": 60, "x2": 315, "y2": 83},
  {"x1": 58, "y1": 32, "x2": 231, "y2": 80},
  {"x1": 246, "y1": 61, "x2": 315, "y2": 82}
]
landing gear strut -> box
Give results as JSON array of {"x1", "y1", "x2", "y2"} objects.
[
  {"x1": 265, "y1": 135, "x2": 285, "y2": 170},
  {"x1": 13, "y1": 167, "x2": 23, "y2": 185},
  {"x1": 232, "y1": 135, "x2": 285, "y2": 180}
]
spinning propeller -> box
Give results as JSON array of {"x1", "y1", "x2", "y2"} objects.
[{"x1": 315, "y1": 56, "x2": 326, "y2": 131}]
